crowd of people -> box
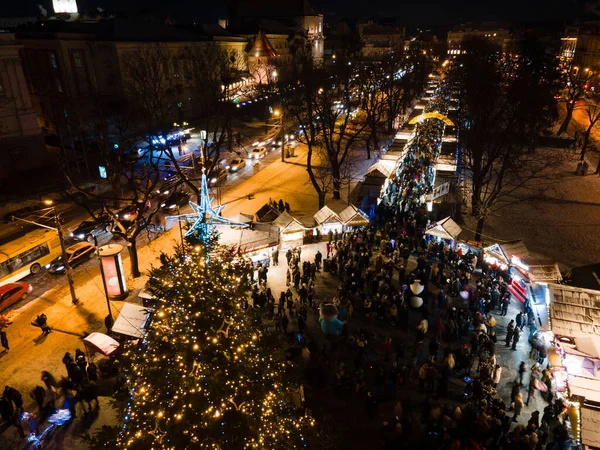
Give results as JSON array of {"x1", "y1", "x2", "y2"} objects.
[{"x1": 244, "y1": 81, "x2": 573, "y2": 450}]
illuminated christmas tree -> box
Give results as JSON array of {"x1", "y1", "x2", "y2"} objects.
[{"x1": 116, "y1": 243, "x2": 314, "y2": 449}]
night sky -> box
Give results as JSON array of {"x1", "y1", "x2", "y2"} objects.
[{"x1": 3, "y1": 0, "x2": 587, "y2": 26}]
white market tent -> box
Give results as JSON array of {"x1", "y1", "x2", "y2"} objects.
[
  {"x1": 576, "y1": 336, "x2": 600, "y2": 359},
  {"x1": 272, "y1": 211, "x2": 305, "y2": 234},
  {"x1": 339, "y1": 205, "x2": 369, "y2": 227},
  {"x1": 112, "y1": 303, "x2": 154, "y2": 339},
  {"x1": 83, "y1": 332, "x2": 119, "y2": 356},
  {"x1": 313, "y1": 206, "x2": 341, "y2": 226},
  {"x1": 424, "y1": 216, "x2": 462, "y2": 241},
  {"x1": 226, "y1": 212, "x2": 254, "y2": 224},
  {"x1": 365, "y1": 159, "x2": 396, "y2": 179}
]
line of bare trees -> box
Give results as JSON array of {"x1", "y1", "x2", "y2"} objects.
[{"x1": 280, "y1": 46, "x2": 431, "y2": 208}]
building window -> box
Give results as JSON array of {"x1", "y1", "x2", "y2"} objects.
[
  {"x1": 71, "y1": 50, "x2": 89, "y2": 94},
  {"x1": 318, "y1": 22, "x2": 322, "y2": 33},
  {"x1": 49, "y1": 52, "x2": 58, "y2": 69}
]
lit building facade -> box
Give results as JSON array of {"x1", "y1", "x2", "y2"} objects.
[{"x1": 447, "y1": 23, "x2": 509, "y2": 56}]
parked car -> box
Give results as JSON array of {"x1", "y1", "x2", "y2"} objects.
[
  {"x1": 48, "y1": 242, "x2": 97, "y2": 274},
  {"x1": 160, "y1": 191, "x2": 190, "y2": 211},
  {"x1": 70, "y1": 216, "x2": 112, "y2": 242},
  {"x1": 0, "y1": 282, "x2": 32, "y2": 311},
  {"x1": 251, "y1": 147, "x2": 266, "y2": 159},
  {"x1": 228, "y1": 157, "x2": 246, "y2": 172}
]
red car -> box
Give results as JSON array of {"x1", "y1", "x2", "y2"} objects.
[{"x1": 0, "y1": 282, "x2": 32, "y2": 311}]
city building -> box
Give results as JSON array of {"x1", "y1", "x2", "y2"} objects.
[
  {"x1": 0, "y1": 33, "x2": 46, "y2": 179},
  {"x1": 229, "y1": 0, "x2": 324, "y2": 64},
  {"x1": 572, "y1": 22, "x2": 600, "y2": 70},
  {"x1": 357, "y1": 20, "x2": 404, "y2": 60},
  {"x1": 447, "y1": 22, "x2": 510, "y2": 55}
]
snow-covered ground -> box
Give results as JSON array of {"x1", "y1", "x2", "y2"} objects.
[{"x1": 461, "y1": 147, "x2": 600, "y2": 269}]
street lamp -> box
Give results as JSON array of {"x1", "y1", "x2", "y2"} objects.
[{"x1": 14, "y1": 200, "x2": 78, "y2": 305}]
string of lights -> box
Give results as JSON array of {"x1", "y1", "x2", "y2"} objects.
[{"x1": 116, "y1": 243, "x2": 314, "y2": 449}]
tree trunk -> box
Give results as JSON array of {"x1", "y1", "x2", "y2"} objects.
[
  {"x1": 581, "y1": 126, "x2": 592, "y2": 161},
  {"x1": 318, "y1": 192, "x2": 326, "y2": 209},
  {"x1": 475, "y1": 216, "x2": 485, "y2": 241},
  {"x1": 127, "y1": 238, "x2": 141, "y2": 278},
  {"x1": 365, "y1": 135, "x2": 372, "y2": 160},
  {"x1": 330, "y1": 159, "x2": 342, "y2": 199},
  {"x1": 558, "y1": 104, "x2": 574, "y2": 135}
]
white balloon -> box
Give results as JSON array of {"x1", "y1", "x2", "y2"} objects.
[
  {"x1": 410, "y1": 281, "x2": 424, "y2": 295},
  {"x1": 411, "y1": 296, "x2": 423, "y2": 308},
  {"x1": 459, "y1": 290, "x2": 469, "y2": 300}
]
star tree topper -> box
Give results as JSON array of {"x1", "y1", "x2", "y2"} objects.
[{"x1": 167, "y1": 170, "x2": 248, "y2": 246}]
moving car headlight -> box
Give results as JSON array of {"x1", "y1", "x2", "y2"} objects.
[
  {"x1": 69, "y1": 232, "x2": 74, "y2": 237},
  {"x1": 57, "y1": 265, "x2": 65, "y2": 271},
  {"x1": 77, "y1": 234, "x2": 85, "y2": 240}
]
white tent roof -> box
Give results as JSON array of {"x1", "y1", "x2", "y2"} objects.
[
  {"x1": 83, "y1": 332, "x2": 119, "y2": 356},
  {"x1": 112, "y1": 303, "x2": 154, "y2": 339},
  {"x1": 272, "y1": 211, "x2": 305, "y2": 233},
  {"x1": 339, "y1": 205, "x2": 369, "y2": 226},
  {"x1": 424, "y1": 216, "x2": 462, "y2": 240},
  {"x1": 226, "y1": 212, "x2": 254, "y2": 224},
  {"x1": 313, "y1": 206, "x2": 341, "y2": 225},
  {"x1": 220, "y1": 224, "x2": 279, "y2": 253},
  {"x1": 365, "y1": 160, "x2": 396, "y2": 179},
  {"x1": 576, "y1": 336, "x2": 600, "y2": 359}
]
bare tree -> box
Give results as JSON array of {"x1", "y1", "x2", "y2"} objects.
[
  {"x1": 557, "y1": 65, "x2": 597, "y2": 135},
  {"x1": 578, "y1": 88, "x2": 600, "y2": 162},
  {"x1": 455, "y1": 37, "x2": 561, "y2": 240}
]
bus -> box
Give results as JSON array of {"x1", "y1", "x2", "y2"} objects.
[{"x1": 0, "y1": 229, "x2": 62, "y2": 286}]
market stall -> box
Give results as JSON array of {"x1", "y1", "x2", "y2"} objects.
[
  {"x1": 83, "y1": 332, "x2": 120, "y2": 356},
  {"x1": 220, "y1": 222, "x2": 279, "y2": 267},
  {"x1": 313, "y1": 206, "x2": 344, "y2": 236},
  {"x1": 424, "y1": 216, "x2": 462, "y2": 248},
  {"x1": 272, "y1": 211, "x2": 306, "y2": 246},
  {"x1": 111, "y1": 302, "x2": 154, "y2": 339},
  {"x1": 339, "y1": 204, "x2": 370, "y2": 230}
]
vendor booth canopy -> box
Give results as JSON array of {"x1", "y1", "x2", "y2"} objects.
[
  {"x1": 313, "y1": 206, "x2": 342, "y2": 226},
  {"x1": 83, "y1": 332, "x2": 119, "y2": 356},
  {"x1": 365, "y1": 160, "x2": 396, "y2": 179},
  {"x1": 112, "y1": 303, "x2": 154, "y2": 339},
  {"x1": 220, "y1": 223, "x2": 279, "y2": 253},
  {"x1": 484, "y1": 239, "x2": 529, "y2": 264},
  {"x1": 425, "y1": 216, "x2": 462, "y2": 241},
  {"x1": 272, "y1": 211, "x2": 305, "y2": 234},
  {"x1": 226, "y1": 212, "x2": 254, "y2": 224},
  {"x1": 575, "y1": 336, "x2": 600, "y2": 359},
  {"x1": 339, "y1": 205, "x2": 369, "y2": 227}
]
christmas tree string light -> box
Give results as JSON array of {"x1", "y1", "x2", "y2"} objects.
[{"x1": 116, "y1": 243, "x2": 315, "y2": 449}]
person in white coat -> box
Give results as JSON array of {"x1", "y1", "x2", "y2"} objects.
[{"x1": 492, "y1": 364, "x2": 502, "y2": 388}]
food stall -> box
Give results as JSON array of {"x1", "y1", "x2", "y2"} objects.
[
  {"x1": 424, "y1": 216, "x2": 462, "y2": 248},
  {"x1": 313, "y1": 206, "x2": 344, "y2": 236},
  {"x1": 220, "y1": 222, "x2": 279, "y2": 268},
  {"x1": 111, "y1": 302, "x2": 154, "y2": 340},
  {"x1": 483, "y1": 240, "x2": 530, "y2": 298},
  {"x1": 339, "y1": 204, "x2": 370, "y2": 230},
  {"x1": 272, "y1": 211, "x2": 306, "y2": 246}
]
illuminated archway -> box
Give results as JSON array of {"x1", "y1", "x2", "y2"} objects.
[{"x1": 409, "y1": 112, "x2": 455, "y2": 127}]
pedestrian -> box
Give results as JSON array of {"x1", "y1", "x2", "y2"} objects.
[
  {"x1": 526, "y1": 377, "x2": 538, "y2": 406},
  {"x1": 35, "y1": 313, "x2": 51, "y2": 334},
  {"x1": 512, "y1": 392, "x2": 524, "y2": 422},
  {"x1": 0, "y1": 329, "x2": 9, "y2": 351},
  {"x1": 272, "y1": 248, "x2": 279, "y2": 266},
  {"x1": 501, "y1": 297, "x2": 510, "y2": 316},
  {"x1": 4, "y1": 386, "x2": 23, "y2": 414},
  {"x1": 87, "y1": 362, "x2": 99, "y2": 382},
  {"x1": 505, "y1": 320, "x2": 515, "y2": 347},
  {"x1": 0, "y1": 395, "x2": 25, "y2": 438},
  {"x1": 511, "y1": 327, "x2": 521, "y2": 350},
  {"x1": 492, "y1": 364, "x2": 502, "y2": 388},
  {"x1": 518, "y1": 361, "x2": 527, "y2": 386},
  {"x1": 30, "y1": 386, "x2": 45, "y2": 413},
  {"x1": 282, "y1": 314, "x2": 289, "y2": 333}
]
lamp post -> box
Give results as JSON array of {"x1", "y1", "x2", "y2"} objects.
[{"x1": 13, "y1": 200, "x2": 78, "y2": 305}]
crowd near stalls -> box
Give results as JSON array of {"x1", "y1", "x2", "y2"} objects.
[
  {"x1": 246, "y1": 76, "x2": 577, "y2": 450},
  {"x1": 0, "y1": 74, "x2": 588, "y2": 450}
]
